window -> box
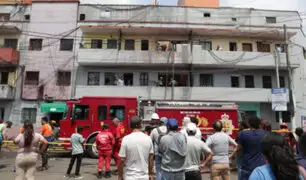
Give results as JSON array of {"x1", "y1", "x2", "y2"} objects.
[
  {"x1": 199, "y1": 41, "x2": 212, "y2": 50},
  {"x1": 4, "y1": 39, "x2": 18, "y2": 49},
  {"x1": 80, "y1": 14, "x2": 86, "y2": 21},
  {"x1": 107, "y1": 39, "x2": 117, "y2": 49},
  {"x1": 241, "y1": 111, "x2": 257, "y2": 121},
  {"x1": 24, "y1": 14, "x2": 30, "y2": 20},
  {"x1": 262, "y1": 76, "x2": 272, "y2": 88},
  {"x1": 124, "y1": 73, "x2": 133, "y2": 86},
  {"x1": 0, "y1": 72, "x2": 8, "y2": 84},
  {"x1": 57, "y1": 71, "x2": 71, "y2": 86},
  {"x1": 29, "y1": 39, "x2": 43, "y2": 51},
  {"x1": 25, "y1": 71, "x2": 39, "y2": 85},
  {"x1": 110, "y1": 106, "x2": 125, "y2": 121},
  {"x1": 0, "y1": 13, "x2": 10, "y2": 21},
  {"x1": 87, "y1": 72, "x2": 100, "y2": 85},
  {"x1": 0, "y1": 108, "x2": 4, "y2": 120},
  {"x1": 200, "y1": 74, "x2": 214, "y2": 87},
  {"x1": 242, "y1": 43, "x2": 253, "y2": 52},
  {"x1": 229, "y1": 42, "x2": 237, "y2": 51},
  {"x1": 275, "y1": 44, "x2": 285, "y2": 53},
  {"x1": 141, "y1": 40, "x2": 149, "y2": 51},
  {"x1": 140, "y1": 72, "x2": 149, "y2": 86},
  {"x1": 203, "y1": 13, "x2": 211, "y2": 18},
  {"x1": 257, "y1": 42, "x2": 271, "y2": 53},
  {"x1": 73, "y1": 105, "x2": 89, "y2": 120},
  {"x1": 91, "y1": 39, "x2": 102, "y2": 49},
  {"x1": 231, "y1": 76, "x2": 240, "y2": 88},
  {"x1": 60, "y1": 39, "x2": 73, "y2": 51},
  {"x1": 245, "y1": 75, "x2": 254, "y2": 88},
  {"x1": 98, "y1": 106, "x2": 107, "y2": 121},
  {"x1": 21, "y1": 108, "x2": 37, "y2": 123},
  {"x1": 125, "y1": 39, "x2": 135, "y2": 50},
  {"x1": 158, "y1": 73, "x2": 188, "y2": 87},
  {"x1": 275, "y1": 111, "x2": 291, "y2": 122},
  {"x1": 231, "y1": 17, "x2": 237, "y2": 22},
  {"x1": 105, "y1": 72, "x2": 117, "y2": 85},
  {"x1": 266, "y1": 17, "x2": 276, "y2": 24},
  {"x1": 279, "y1": 76, "x2": 285, "y2": 88}
]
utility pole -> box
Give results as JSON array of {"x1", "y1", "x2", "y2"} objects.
[
  {"x1": 171, "y1": 48, "x2": 175, "y2": 100},
  {"x1": 274, "y1": 47, "x2": 283, "y2": 123},
  {"x1": 283, "y1": 24, "x2": 296, "y2": 129}
]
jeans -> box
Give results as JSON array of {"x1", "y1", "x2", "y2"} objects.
[
  {"x1": 15, "y1": 152, "x2": 38, "y2": 180},
  {"x1": 98, "y1": 151, "x2": 112, "y2": 171},
  {"x1": 41, "y1": 144, "x2": 49, "y2": 168},
  {"x1": 155, "y1": 155, "x2": 162, "y2": 180},
  {"x1": 66, "y1": 153, "x2": 83, "y2": 176},
  {"x1": 161, "y1": 170, "x2": 185, "y2": 180},
  {"x1": 185, "y1": 170, "x2": 201, "y2": 180}
]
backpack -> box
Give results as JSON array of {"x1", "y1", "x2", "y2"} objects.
[{"x1": 156, "y1": 127, "x2": 167, "y2": 145}]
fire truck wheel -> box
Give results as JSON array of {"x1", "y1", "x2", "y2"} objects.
[{"x1": 86, "y1": 136, "x2": 98, "y2": 158}]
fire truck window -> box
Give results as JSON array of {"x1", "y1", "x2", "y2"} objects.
[
  {"x1": 98, "y1": 106, "x2": 107, "y2": 121},
  {"x1": 110, "y1": 106, "x2": 125, "y2": 121},
  {"x1": 74, "y1": 105, "x2": 89, "y2": 120}
]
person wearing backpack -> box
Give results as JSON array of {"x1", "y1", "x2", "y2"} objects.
[
  {"x1": 150, "y1": 117, "x2": 168, "y2": 180},
  {"x1": 96, "y1": 124, "x2": 115, "y2": 179}
]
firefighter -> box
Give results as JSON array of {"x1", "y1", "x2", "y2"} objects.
[
  {"x1": 112, "y1": 117, "x2": 125, "y2": 175},
  {"x1": 277, "y1": 122, "x2": 295, "y2": 149},
  {"x1": 96, "y1": 124, "x2": 115, "y2": 179}
]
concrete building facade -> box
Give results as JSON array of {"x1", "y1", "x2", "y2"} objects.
[
  {"x1": 75, "y1": 5, "x2": 306, "y2": 129},
  {"x1": 1, "y1": 3, "x2": 306, "y2": 130}
]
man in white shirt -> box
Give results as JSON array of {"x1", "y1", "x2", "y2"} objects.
[
  {"x1": 181, "y1": 117, "x2": 202, "y2": 140},
  {"x1": 150, "y1": 117, "x2": 168, "y2": 180},
  {"x1": 118, "y1": 116, "x2": 154, "y2": 180},
  {"x1": 184, "y1": 123, "x2": 214, "y2": 180}
]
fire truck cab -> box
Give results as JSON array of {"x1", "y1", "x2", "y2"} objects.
[{"x1": 59, "y1": 96, "x2": 137, "y2": 158}]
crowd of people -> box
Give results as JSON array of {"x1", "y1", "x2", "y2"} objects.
[{"x1": 2, "y1": 114, "x2": 306, "y2": 180}]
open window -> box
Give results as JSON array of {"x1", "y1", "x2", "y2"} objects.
[
  {"x1": 110, "y1": 106, "x2": 125, "y2": 121},
  {"x1": 72, "y1": 105, "x2": 89, "y2": 120}
]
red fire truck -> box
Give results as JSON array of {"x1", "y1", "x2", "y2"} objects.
[{"x1": 59, "y1": 96, "x2": 240, "y2": 158}]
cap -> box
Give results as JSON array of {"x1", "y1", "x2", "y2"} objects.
[
  {"x1": 167, "y1": 118, "x2": 178, "y2": 127},
  {"x1": 187, "y1": 123, "x2": 197, "y2": 133},
  {"x1": 160, "y1": 117, "x2": 168, "y2": 124},
  {"x1": 151, "y1": 113, "x2": 159, "y2": 120}
]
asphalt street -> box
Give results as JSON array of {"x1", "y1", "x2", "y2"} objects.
[{"x1": 0, "y1": 152, "x2": 238, "y2": 180}]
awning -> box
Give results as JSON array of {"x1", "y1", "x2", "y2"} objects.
[{"x1": 40, "y1": 103, "x2": 67, "y2": 113}]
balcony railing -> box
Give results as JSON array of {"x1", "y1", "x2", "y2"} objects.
[
  {"x1": 0, "y1": 85, "x2": 15, "y2": 99},
  {"x1": 77, "y1": 45, "x2": 299, "y2": 68}
]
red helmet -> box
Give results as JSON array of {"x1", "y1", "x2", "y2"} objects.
[{"x1": 280, "y1": 122, "x2": 288, "y2": 128}]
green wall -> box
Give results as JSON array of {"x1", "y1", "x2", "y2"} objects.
[{"x1": 237, "y1": 102, "x2": 261, "y2": 117}]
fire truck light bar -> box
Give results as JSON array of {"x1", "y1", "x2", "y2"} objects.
[{"x1": 156, "y1": 101, "x2": 238, "y2": 109}]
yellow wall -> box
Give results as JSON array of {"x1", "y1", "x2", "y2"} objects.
[{"x1": 83, "y1": 33, "x2": 281, "y2": 53}]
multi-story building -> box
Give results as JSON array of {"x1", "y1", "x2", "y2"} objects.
[
  {"x1": 0, "y1": 0, "x2": 78, "y2": 124},
  {"x1": 75, "y1": 5, "x2": 306, "y2": 128},
  {"x1": 0, "y1": 1, "x2": 30, "y2": 122}
]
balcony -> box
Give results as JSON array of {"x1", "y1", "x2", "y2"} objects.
[
  {"x1": 77, "y1": 45, "x2": 299, "y2": 69},
  {"x1": 0, "y1": 85, "x2": 15, "y2": 99},
  {"x1": 75, "y1": 86, "x2": 289, "y2": 102},
  {"x1": 0, "y1": 48, "x2": 19, "y2": 66}
]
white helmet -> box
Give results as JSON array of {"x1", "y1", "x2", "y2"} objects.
[
  {"x1": 151, "y1": 113, "x2": 159, "y2": 120},
  {"x1": 182, "y1": 117, "x2": 191, "y2": 127}
]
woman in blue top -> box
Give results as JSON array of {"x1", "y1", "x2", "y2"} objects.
[{"x1": 250, "y1": 132, "x2": 304, "y2": 180}]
